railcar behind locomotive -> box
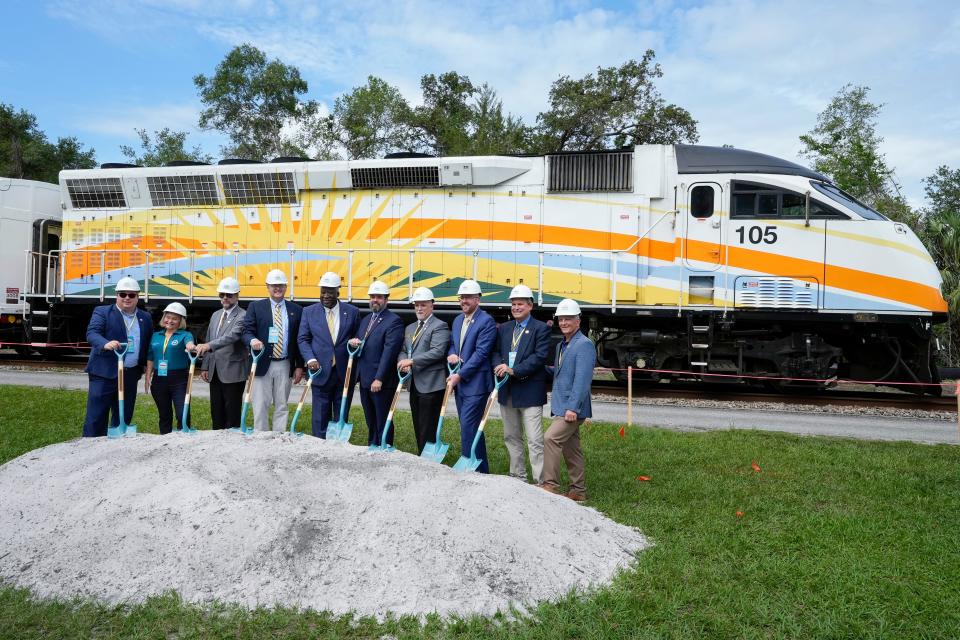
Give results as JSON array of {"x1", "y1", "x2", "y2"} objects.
[{"x1": 18, "y1": 144, "x2": 948, "y2": 391}]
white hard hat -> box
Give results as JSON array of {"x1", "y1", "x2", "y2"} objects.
[
  {"x1": 410, "y1": 286, "x2": 434, "y2": 302},
  {"x1": 116, "y1": 276, "x2": 140, "y2": 292},
  {"x1": 555, "y1": 298, "x2": 581, "y2": 316},
  {"x1": 163, "y1": 302, "x2": 187, "y2": 318},
  {"x1": 509, "y1": 284, "x2": 534, "y2": 301},
  {"x1": 265, "y1": 269, "x2": 288, "y2": 285},
  {"x1": 319, "y1": 271, "x2": 341, "y2": 288},
  {"x1": 368, "y1": 280, "x2": 390, "y2": 295},
  {"x1": 457, "y1": 279, "x2": 482, "y2": 296},
  {"x1": 217, "y1": 277, "x2": 241, "y2": 294}
]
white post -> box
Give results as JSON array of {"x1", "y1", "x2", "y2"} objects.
[{"x1": 627, "y1": 366, "x2": 633, "y2": 426}]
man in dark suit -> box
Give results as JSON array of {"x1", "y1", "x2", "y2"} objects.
[
  {"x1": 298, "y1": 271, "x2": 360, "y2": 438},
  {"x1": 447, "y1": 279, "x2": 497, "y2": 473},
  {"x1": 493, "y1": 284, "x2": 551, "y2": 482},
  {"x1": 398, "y1": 287, "x2": 451, "y2": 453},
  {"x1": 81, "y1": 276, "x2": 153, "y2": 437},
  {"x1": 192, "y1": 277, "x2": 248, "y2": 430},
  {"x1": 348, "y1": 281, "x2": 404, "y2": 446},
  {"x1": 241, "y1": 269, "x2": 303, "y2": 432}
]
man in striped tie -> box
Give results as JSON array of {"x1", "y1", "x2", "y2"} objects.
[{"x1": 242, "y1": 269, "x2": 303, "y2": 432}]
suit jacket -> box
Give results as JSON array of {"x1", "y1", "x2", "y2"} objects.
[
  {"x1": 447, "y1": 308, "x2": 497, "y2": 397},
  {"x1": 200, "y1": 305, "x2": 249, "y2": 384},
  {"x1": 493, "y1": 316, "x2": 551, "y2": 407},
  {"x1": 297, "y1": 301, "x2": 361, "y2": 389},
  {"x1": 547, "y1": 331, "x2": 595, "y2": 420},
  {"x1": 400, "y1": 314, "x2": 451, "y2": 394},
  {"x1": 241, "y1": 298, "x2": 303, "y2": 377},
  {"x1": 84, "y1": 304, "x2": 152, "y2": 378},
  {"x1": 354, "y1": 308, "x2": 404, "y2": 389}
]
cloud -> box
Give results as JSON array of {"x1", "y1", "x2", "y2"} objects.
[{"x1": 78, "y1": 102, "x2": 202, "y2": 137}]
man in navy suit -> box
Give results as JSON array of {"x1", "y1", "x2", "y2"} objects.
[
  {"x1": 81, "y1": 277, "x2": 153, "y2": 437},
  {"x1": 298, "y1": 271, "x2": 360, "y2": 438},
  {"x1": 241, "y1": 269, "x2": 303, "y2": 432},
  {"x1": 446, "y1": 279, "x2": 497, "y2": 473},
  {"x1": 348, "y1": 281, "x2": 404, "y2": 446},
  {"x1": 493, "y1": 284, "x2": 551, "y2": 483}
]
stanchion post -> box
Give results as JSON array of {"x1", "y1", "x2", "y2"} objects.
[{"x1": 627, "y1": 366, "x2": 633, "y2": 426}]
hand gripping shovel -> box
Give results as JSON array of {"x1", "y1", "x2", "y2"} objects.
[
  {"x1": 452, "y1": 373, "x2": 508, "y2": 472},
  {"x1": 229, "y1": 345, "x2": 265, "y2": 435},
  {"x1": 420, "y1": 361, "x2": 460, "y2": 463},
  {"x1": 327, "y1": 341, "x2": 361, "y2": 441},
  {"x1": 289, "y1": 366, "x2": 322, "y2": 437},
  {"x1": 369, "y1": 368, "x2": 411, "y2": 452},
  {"x1": 179, "y1": 349, "x2": 200, "y2": 434},
  {"x1": 107, "y1": 344, "x2": 137, "y2": 439}
]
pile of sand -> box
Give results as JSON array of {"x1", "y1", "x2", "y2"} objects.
[{"x1": 0, "y1": 432, "x2": 648, "y2": 619}]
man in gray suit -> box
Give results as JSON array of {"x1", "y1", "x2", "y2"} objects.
[
  {"x1": 192, "y1": 277, "x2": 249, "y2": 430},
  {"x1": 397, "y1": 287, "x2": 451, "y2": 454}
]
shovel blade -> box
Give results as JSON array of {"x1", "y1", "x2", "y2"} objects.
[
  {"x1": 452, "y1": 455, "x2": 482, "y2": 472},
  {"x1": 420, "y1": 441, "x2": 450, "y2": 463},
  {"x1": 107, "y1": 425, "x2": 124, "y2": 439},
  {"x1": 124, "y1": 425, "x2": 137, "y2": 437},
  {"x1": 328, "y1": 421, "x2": 353, "y2": 442}
]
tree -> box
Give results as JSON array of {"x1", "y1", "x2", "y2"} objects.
[
  {"x1": 0, "y1": 103, "x2": 96, "y2": 183},
  {"x1": 120, "y1": 128, "x2": 213, "y2": 167},
  {"x1": 920, "y1": 166, "x2": 960, "y2": 365},
  {"x1": 467, "y1": 84, "x2": 530, "y2": 155},
  {"x1": 411, "y1": 72, "x2": 479, "y2": 156},
  {"x1": 194, "y1": 44, "x2": 314, "y2": 160},
  {"x1": 532, "y1": 52, "x2": 698, "y2": 153},
  {"x1": 799, "y1": 84, "x2": 914, "y2": 224}
]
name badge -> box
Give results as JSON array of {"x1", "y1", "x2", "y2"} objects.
[
  {"x1": 127, "y1": 337, "x2": 135, "y2": 350},
  {"x1": 158, "y1": 360, "x2": 168, "y2": 377},
  {"x1": 268, "y1": 326, "x2": 280, "y2": 343},
  {"x1": 508, "y1": 351, "x2": 517, "y2": 368}
]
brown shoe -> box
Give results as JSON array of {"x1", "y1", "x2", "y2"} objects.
[
  {"x1": 566, "y1": 490, "x2": 586, "y2": 502},
  {"x1": 538, "y1": 483, "x2": 563, "y2": 495}
]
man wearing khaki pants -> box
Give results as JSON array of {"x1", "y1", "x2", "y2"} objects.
[{"x1": 493, "y1": 284, "x2": 551, "y2": 483}]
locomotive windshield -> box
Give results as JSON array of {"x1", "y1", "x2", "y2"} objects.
[{"x1": 810, "y1": 181, "x2": 887, "y2": 220}]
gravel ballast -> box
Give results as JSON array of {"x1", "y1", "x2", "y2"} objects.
[{"x1": 0, "y1": 432, "x2": 648, "y2": 619}]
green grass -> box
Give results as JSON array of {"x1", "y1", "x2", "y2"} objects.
[{"x1": 1, "y1": 384, "x2": 959, "y2": 639}]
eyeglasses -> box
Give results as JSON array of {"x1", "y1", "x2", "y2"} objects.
[
  {"x1": 117, "y1": 292, "x2": 138, "y2": 299},
  {"x1": 218, "y1": 293, "x2": 236, "y2": 299}
]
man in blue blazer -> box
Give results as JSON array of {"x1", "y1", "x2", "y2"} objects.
[
  {"x1": 446, "y1": 279, "x2": 497, "y2": 473},
  {"x1": 81, "y1": 277, "x2": 153, "y2": 437},
  {"x1": 241, "y1": 269, "x2": 303, "y2": 432},
  {"x1": 348, "y1": 281, "x2": 404, "y2": 446},
  {"x1": 493, "y1": 284, "x2": 551, "y2": 483},
  {"x1": 542, "y1": 298, "x2": 595, "y2": 502},
  {"x1": 298, "y1": 271, "x2": 360, "y2": 438}
]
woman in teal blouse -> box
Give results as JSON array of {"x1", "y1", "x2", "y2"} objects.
[{"x1": 144, "y1": 303, "x2": 196, "y2": 434}]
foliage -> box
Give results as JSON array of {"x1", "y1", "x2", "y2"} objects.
[
  {"x1": 194, "y1": 44, "x2": 315, "y2": 160},
  {"x1": 0, "y1": 103, "x2": 96, "y2": 183},
  {"x1": 532, "y1": 51, "x2": 699, "y2": 153},
  {"x1": 920, "y1": 166, "x2": 960, "y2": 364},
  {"x1": 3, "y1": 384, "x2": 960, "y2": 638},
  {"x1": 120, "y1": 128, "x2": 213, "y2": 167},
  {"x1": 799, "y1": 84, "x2": 915, "y2": 224}
]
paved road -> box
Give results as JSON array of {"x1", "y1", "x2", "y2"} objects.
[{"x1": 1, "y1": 368, "x2": 956, "y2": 445}]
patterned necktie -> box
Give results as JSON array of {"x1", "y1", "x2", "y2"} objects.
[
  {"x1": 327, "y1": 308, "x2": 336, "y2": 365},
  {"x1": 272, "y1": 304, "x2": 284, "y2": 359}
]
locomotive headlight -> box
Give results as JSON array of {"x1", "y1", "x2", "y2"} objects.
[{"x1": 635, "y1": 358, "x2": 647, "y2": 369}]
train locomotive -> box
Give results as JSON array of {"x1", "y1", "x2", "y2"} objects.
[{"x1": 14, "y1": 144, "x2": 948, "y2": 392}]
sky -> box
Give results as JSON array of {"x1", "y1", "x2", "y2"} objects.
[{"x1": 2, "y1": 0, "x2": 958, "y2": 207}]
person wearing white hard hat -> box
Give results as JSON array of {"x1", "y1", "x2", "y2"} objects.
[
  {"x1": 144, "y1": 302, "x2": 196, "y2": 434},
  {"x1": 446, "y1": 279, "x2": 497, "y2": 473},
  {"x1": 492, "y1": 284, "x2": 551, "y2": 482},
  {"x1": 347, "y1": 280, "x2": 404, "y2": 447},
  {"x1": 297, "y1": 271, "x2": 360, "y2": 437},
  {"x1": 81, "y1": 277, "x2": 153, "y2": 437},
  {"x1": 191, "y1": 277, "x2": 249, "y2": 429},
  {"x1": 541, "y1": 298, "x2": 595, "y2": 502},
  {"x1": 241, "y1": 269, "x2": 304, "y2": 432},
  {"x1": 398, "y1": 287, "x2": 451, "y2": 453}
]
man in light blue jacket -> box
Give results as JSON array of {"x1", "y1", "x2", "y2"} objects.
[{"x1": 542, "y1": 298, "x2": 595, "y2": 502}]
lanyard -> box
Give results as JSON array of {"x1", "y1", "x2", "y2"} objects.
[
  {"x1": 362, "y1": 313, "x2": 379, "y2": 340},
  {"x1": 558, "y1": 340, "x2": 568, "y2": 368},
  {"x1": 162, "y1": 332, "x2": 174, "y2": 357},
  {"x1": 411, "y1": 319, "x2": 426, "y2": 345},
  {"x1": 510, "y1": 323, "x2": 525, "y2": 351},
  {"x1": 122, "y1": 313, "x2": 136, "y2": 335}
]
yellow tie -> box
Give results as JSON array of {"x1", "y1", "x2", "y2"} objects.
[
  {"x1": 272, "y1": 304, "x2": 284, "y2": 359},
  {"x1": 327, "y1": 308, "x2": 336, "y2": 365}
]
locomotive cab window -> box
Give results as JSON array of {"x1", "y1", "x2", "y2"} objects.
[
  {"x1": 690, "y1": 185, "x2": 715, "y2": 219},
  {"x1": 731, "y1": 181, "x2": 848, "y2": 219}
]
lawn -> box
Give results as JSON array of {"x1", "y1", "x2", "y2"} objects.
[{"x1": 1, "y1": 384, "x2": 959, "y2": 639}]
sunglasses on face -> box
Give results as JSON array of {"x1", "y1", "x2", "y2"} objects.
[
  {"x1": 218, "y1": 293, "x2": 236, "y2": 299},
  {"x1": 117, "y1": 292, "x2": 138, "y2": 299}
]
